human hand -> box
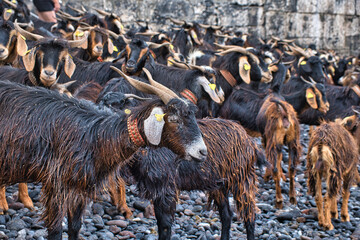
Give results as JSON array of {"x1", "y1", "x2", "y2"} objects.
[{"x1": 53, "y1": 0, "x2": 60, "y2": 12}]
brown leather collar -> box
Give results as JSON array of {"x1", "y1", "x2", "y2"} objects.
[
  {"x1": 220, "y1": 69, "x2": 237, "y2": 87},
  {"x1": 127, "y1": 116, "x2": 145, "y2": 147},
  {"x1": 180, "y1": 89, "x2": 197, "y2": 104}
]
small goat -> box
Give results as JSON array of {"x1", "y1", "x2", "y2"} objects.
[{"x1": 307, "y1": 115, "x2": 359, "y2": 230}]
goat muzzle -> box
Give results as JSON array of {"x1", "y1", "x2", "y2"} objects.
[{"x1": 0, "y1": 47, "x2": 9, "y2": 60}]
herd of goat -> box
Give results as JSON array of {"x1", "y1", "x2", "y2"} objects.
[{"x1": 0, "y1": 0, "x2": 359, "y2": 239}]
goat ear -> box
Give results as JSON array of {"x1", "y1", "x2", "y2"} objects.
[
  {"x1": 147, "y1": 53, "x2": 156, "y2": 69},
  {"x1": 73, "y1": 30, "x2": 88, "y2": 49},
  {"x1": 306, "y1": 88, "x2": 318, "y2": 109},
  {"x1": 340, "y1": 115, "x2": 357, "y2": 131},
  {"x1": 23, "y1": 48, "x2": 36, "y2": 72},
  {"x1": 197, "y1": 77, "x2": 221, "y2": 103},
  {"x1": 107, "y1": 38, "x2": 114, "y2": 54},
  {"x1": 238, "y1": 56, "x2": 251, "y2": 84},
  {"x1": 64, "y1": 54, "x2": 76, "y2": 78},
  {"x1": 3, "y1": 9, "x2": 13, "y2": 21},
  {"x1": 16, "y1": 33, "x2": 28, "y2": 57},
  {"x1": 144, "y1": 107, "x2": 165, "y2": 145}
]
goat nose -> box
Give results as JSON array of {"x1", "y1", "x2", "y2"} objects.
[
  {"x1": 127, "y1": 60, "x2": 136, "y2": 68},
  {"x1": 199, "y1": 148, "x2": 208, "y2": 157},
  {"x1": 96, "y1": 46, "x2": 103, "y2": 51},
  {"x1": 44, "y1": 70, "x2": 55, "y2": 76}
]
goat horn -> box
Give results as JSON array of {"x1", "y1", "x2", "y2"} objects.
[
  {"x1": 146, "y1": 42, "x2": 170, "y2": 49},
  {"x1": 113, "y1": 20, "x2": 125, "y2": 34},
  {"x1": 57, "y1": 11, "x2": 82, "y2": 21},
  {"x1": 198, "y1": 23, "x2": 211, "y2": 28},
  {"x1": 213, "y1": 34, "x2": 236, "y2": 39},
  {"x1": 81, "y1": 5, "x2": 87, "y2": 12},
  {"x1": 214, "y1": 43, "x2": 244, "y2": 50},
  {"x1": 121, "y1": 35, "x2": 132, "y2": 45},
  {"x1": 136, "y1": 31, "x2": 160, "y2": 36},
  {"x1": 67, "y1": 5, "x2": 85, "y2": 15},
  {"x1": 168, "y1": 60, "x2": 190, "y2": 69},
  {"x1": 68, "y1": 31, "x2": 88, "y2": 48},
  {"x1": 308, "y1": 76, "x2": 317, "y2": 84},
  {"x1": 188, "y1": 64, "x2": 207, "y2": 73},
  {"x1": 142, "y1": 68, "x2": 179, "y2": 101},
  {"x1": 14, "y1": 20, "x2": 44, "y2": 41},
  {"x1": 300, "y1": 76, "x2": 315, "y2": 86},
  {"x1": 92, "y1": 7, "x2": 111, "y2": 16},
  {"x1": 288, "y1": 45, "x2": 313, "y2": 59},
  {"x1": 352, "y1": 107, "x2": 360, "y2": 115},
  {"x1": 107, "y1": 29, "x2": 119, "y2": 39},
  {"x1": 110, "y1": 66, "x2": 178, "y2": 104},
  {"x1": 124, "y1": 94, "x2": 152, "y2": 101},
  {"x1": 3, "y1": 0, "x2": 17, "y2": 9},
  {"x1": 168, "y1": 17, "x2": 186, "y2": 26}
]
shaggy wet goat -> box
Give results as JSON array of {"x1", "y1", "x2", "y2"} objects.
[
  {"x1": 307, "y1": 115, "x2": 359, "y2": 230},
  {"x1": 0, "y1": 69, "x2": 207, "y2": 239}
]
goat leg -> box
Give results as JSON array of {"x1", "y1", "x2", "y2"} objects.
[
  {"x1": 341, "y1": 183, "x2": 351, "y2": 222},
  {"x1": 273, "y1": 145, "x2": 284, "y2": 209},
  {"x1": 324, "y1": 193, "x2": 334, "y2": 230},
  {"x1": 68, "y1": 199, "x2": 86, "y2": 240},
  {"x1": 315, "y1": 173, "x2": 324, "y2": 227},
  {"x1": 18, "y1": 183, "x2": 34, "y2": 210},
  {"x1": 330, "y1": 196, "x2": 338, "y2": 219},
  {"x1": 0, "y1": 187, "x2": 8, "y2": 214},
  {"x1": 288, "y1": 145, "x2": 298, "y2": 205},
  {"x1": 108, "y1": 175, "x2": 132, "y2": 219},
  {"x1": 243, "y1": 195, "x2": 255, "y2": 240},
  {"x1": 211, "y1": 191, "x2": 232, "y2": 240},
  {"x1": 154, "y1": 197, "x2": 176, "y2": 240}
]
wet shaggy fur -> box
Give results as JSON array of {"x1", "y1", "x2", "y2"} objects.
[
  {"x1": 307, "y1": 120, "x2": 359, "y2": 230},
  {"x1": 0, "y1": 80, "x2": 203, "y2": 239},
  {"x1": 116, "y1": 119, "x2": 262, "y2": 240}
]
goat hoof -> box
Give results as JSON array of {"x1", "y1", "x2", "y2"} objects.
[
  {"x1": 20, "y1": 198, "x2": 34, "y2": 210},
  {"x1": 119, "y1": 207, "x2": 133, "y2": 219},
  {"x1": 324, "y1": 223, "x2": 334, "y2": 231},
  {"x1": 341, "y1": 214, "x2": 350, "y2": 222},
  {"x1": 275, "y1": 200, "x2": 283, "y2": 209},
  {"x1": 331, "y1": 211, "x2": 338, "y2": 219},
  {"x1": 290, "y1": 197, "x2": 297, "y2": 205}
]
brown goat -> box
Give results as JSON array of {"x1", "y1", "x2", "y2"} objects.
[
  {"x1": 307, "y1": 117, "x2": 359, "y2": 230},
  {"x1": 257, "y1": 94, "x2": 301, "y2": 209}
]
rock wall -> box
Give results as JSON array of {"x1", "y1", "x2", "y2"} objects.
[{"x1": 68, "y1": 0, "x2": 360, "y2": 55}]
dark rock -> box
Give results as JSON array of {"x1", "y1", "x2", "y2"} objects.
[
  {"x1": 92, "y1": 203, "x2": 105, "y2": 216},
  {"x1": 106, "y1": 220, "x2": 128, "y2": 228},
  {"x1": 120, "y1": 231, "x2": 136, "y2": 238},
  {"x1": 92, "y1": 214, "x2": 104, "y2": 229},
  {"x1": 133, "y1": 200, "x2": 150, "y2": 211},
  {"x1": 33, "y1": 229, "x2": 47, "y2": 238},
  {"x1": 8, "y1": 202, "x2": 24, "y2": 211},
  {"x1": 109, "y1": 225, "x2": 121, "y2": 234},
  {"x1": 275, "y1": 209, "x2": 301, "y2": 222},
  {"x1": 0, "y1": 231, "x2": 8, "y2": 240},
  {"x1": 6, "y1": 219, "x2": 26, "y2": 231},
  {"x1": 104, "y1": 206, "x2": 118, "y2": 216}
]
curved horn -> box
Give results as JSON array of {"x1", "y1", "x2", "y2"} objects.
[
  {"x1": 213, "y1": 34, "x2": 236, "y2": 39},
  {"x1": 92, "y1": 7, "x2": 111, "y2": 16},
  {"x1": 300, "y1": 76, "x2": 315, "y2": 86},
  {"x1": 169, "y1": 17, "x2": 186, "y2": 26},
  {"x1": 3, "y1": 0, "x2": 17, "y2": 9},
  {"x1": 214, "y1": 43, "x2": 243, "y2": 50},
  {"x1": 107, "y1": 29, "x2": 119, "y2": 39},
  {"x1": 68, "y1": 32, "x2": 88, "y2": 48},
  {"x1": 146, "y1": 42, "x2": 170, "y2": 49},
  {"x1": 120, "y1": 35, "x2": 132, "y2": 45},
  {"x1": 67, "y1": 5, "x2": 85, "y2": 15},
  {"x1": 136, "y1": 31, "x2": 160, "y2": 36},
  {"x1": 124, "y1": 94, "x2": 152, "y2": 101},
  {"x1": 110, "y1": 66, "x2": 178, "y2": 104},
  {"x1": 57, "y1": 11, "x2": 82, "y2": 21},
  {"x1": 198, "y1": 23, "x2": 211, "y2": 28},
  {"x1": 14, "y1": 20, "x2": 44, "y2": 41},
  {"x1": 216, "y1": 46, "x2": 248, "y2": 55},
  {"x1": 143, "y1": 68, "x2": 179, "y2": 100},
  {"x1": 288, "y1": 45, "x2": 313, "y2": 59},
  {"x1": 168, "y1": 60, "x2": 190, "y2": 69},
  {"x1": 352, "y1": 107, "x2": 360, "y2": 115}
]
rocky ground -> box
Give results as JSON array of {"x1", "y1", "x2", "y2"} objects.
[{"x1": 1, "y1": 124, "x2": 360, "y2": 240}]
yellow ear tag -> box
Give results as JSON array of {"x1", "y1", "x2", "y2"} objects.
[
  {"x1": 124, "y1": 109, "x2": 131, "y2": 114},
  {"x1": 120, "y1": 24, "x2": 124, "y2": 31},
  {"x1": 6, "y1": 9, "x2": 13, "y2": 13},
  {"x1": 113, "y1": 46, "x2": 118, "y2": 52},
  {"x1": 170, "y1": 44, "x2": 174, "y2": 50},
  {"x1": 243, "y1": 63, "x2": 251, "y2": 71},
  {"x1": 349, "y1": 62, "x2": 352, "y2": 65},
  {"x1": 155, "y1": 113, "x2": 165, "y2": 122},
  {"x1": 167, "y1": 60, "x2": 173, "y2": 66},
  {"x1": 209, "y1": 84, "x2": 216, "y2": 90},
  {"x1": 306, "y1": 92, "x2": 314, "y2": 99},
  {"x1": 20, "y1": 35, "x2": 26, "y2": 41},
  {"x1": 193, "y1": 33, "x2": 198, "y2": 39},
  {"x1": 25, "y1": 49, "x2": 31, "y2": 55},
  {"x1": 75, "y1": 31, "x2": 84, "y2": 37},
  {"x1": 300, "y1": 61, "x2": 307, "y2": 65},
  {"x1": 11, "y1": 0, "x2": 17, "y2": 4}
]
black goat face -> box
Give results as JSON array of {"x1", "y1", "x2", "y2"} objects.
[
  {"x1": 299, "y1": 56, "x2": 327, "y2": 83},
  {"x1": 0, "y1": 23, "x2": 15, "y2": 61},
  {"x1": 24, "y1": 40, "x2": 75, "y2": 87},
  {"x1": 125, "y1": 39, "x2": 149, "y2": 74},
  {"x1": 89, "y1": 28, "x2": 110, "y2": 58},
  {"x1": 161, "y1": 98, "x2": 207, "y2": 162}
]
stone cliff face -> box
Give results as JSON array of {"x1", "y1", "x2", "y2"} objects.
[{"x1": 70, "y1": 0, "x2": 359, "y2": 55}]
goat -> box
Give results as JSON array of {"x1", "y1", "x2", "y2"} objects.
[
  {"x1": 95, "y1": 91, "x2": 263, "y2": 240},
  {"x1": 219, "y1": 64, "x2": 327, "y2": 208},
  {"x1": 0, "y1": 67, "x2": 207, "y2": 239},
  {"x1": 307, "y1": 115, "x2": 359, "y2": 230},
  {"x1": 0, "y1": 22, "x2": 86, "y2": 87}
]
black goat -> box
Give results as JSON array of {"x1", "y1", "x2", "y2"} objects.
[{"x1": 0, "y1": 68, "x2": 207, "y2": 240}]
